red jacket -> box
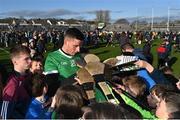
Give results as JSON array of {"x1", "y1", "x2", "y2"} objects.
[
  {"x1": 3, "y1": 72, "x2": 30, "y2": 102},
  {"x1": 157, "y1": 46, "x2": 167, "y2": 53}
]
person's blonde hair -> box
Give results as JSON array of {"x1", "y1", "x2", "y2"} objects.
[{"x1": 122, "y1": 75, "x2": 146, "y2": 97}]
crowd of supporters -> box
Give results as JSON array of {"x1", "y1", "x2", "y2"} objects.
[{"x1": 0, "y1": 27, "x2": 180, "y2": 119}]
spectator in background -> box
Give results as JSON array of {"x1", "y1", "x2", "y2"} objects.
[
  {"x1": 137, "y1": 32, "x2": 143, "y2": 45},
  {"x1": 106, "y1": 32, "x2": 115, "y2": 47},
  {"x1": 29, "y1": 39, "x2": 37, "y2": 58},
  {"x1": 119, "y1": 31, "x2": 129, "y2": 47},
  {"x1": 21, "y1": 38, "x2": 29, "y2": 47},
  {"x1": 36, "y1": 34, "x2": 46, "y2": 55},
  {"x1": 121, "y1": 43, "x2": 147, "y2": 61},
  {"x1": 175, "y1": 32, "x2": 180, "y2": 52},
  {"x1": 164, "y1": 40, "x2": 172, "y2": 66},
  {"x1": 143, "y1": 41, "x2": 153, "y2": 64},
  {"x1": 157, "y1": 42, "x2": 168, "y2": 69}
]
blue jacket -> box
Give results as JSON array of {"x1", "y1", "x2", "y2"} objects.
[
  {"x1": 25, "y1": 97, "x2": 52, "y2": 119},
  {"x1": 150, "y1": 69, "x2": 170, "y2": 85},
  {"x1": 137, "y1": 69, "x2": 156, "y2": 91},
  {"x1": 133, "y1": 48, "x2": 147, "y2": 61}
]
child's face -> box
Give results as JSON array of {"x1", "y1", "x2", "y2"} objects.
[
  {"x1": 147, "y1": 93, "x2": 159, "y2": 108},
  {"x1": 30, "y1": 61, "x2": 43, "y2": 73},
  {"x1": 156, "y1": 99, "x2": 168, "y2": 119}
]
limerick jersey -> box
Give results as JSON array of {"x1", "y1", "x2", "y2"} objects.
[{"x1": 44, "y1": 49, "x2": 82, "y2": 81}]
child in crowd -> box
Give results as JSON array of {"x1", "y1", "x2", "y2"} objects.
[
  {"x1": 82, "y1": 102, "x2": 142, "y2": 119},
  {"x1": 50, "y1": 85, "x2": 84, "y2": 119},
  {"x1": 25, "y1": 73, "x2": 51, "y2": 119},
  {"x1": 30, "y1": 55, "x2": 43, "y2": 74},
  {"x1": 156, "y1": 92, "x2": 180, "y2": 119},
  {"x1": 1, "y1": 45, "x2": 31, "y2": 119},
  {"x1": 112, "y1": 75, "x2": 156, "y2": 119},
  {"x1": 121, "y1": 75, "x2": 147, "y2": 98},
  {"x1": 147, "y1": 84, "x2": 167, "y2": 109},
  {"x1": 23, "y1": 54, "x2": 44, "y2": 98}
]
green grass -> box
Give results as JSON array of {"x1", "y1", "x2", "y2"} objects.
[
  {"x1": 88, "y1": 39, "x2": 180, "y2": 77},
  {"x1": 0, "y1": 48, "x2": 12, "y2": 71},
  {"x1": 1, "y1": 39, "x2": 180, "y2": 77}
]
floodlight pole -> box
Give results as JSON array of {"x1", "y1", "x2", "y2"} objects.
[
  {"x1": 151, "y1": 8, "x2": 154, "y2": 31},
  {"x1": 167, "y1": 7, "x2": 170, "y2": 31},
  {"x1": 135, "y1": 8, "x2": 138, "y2": 31}
]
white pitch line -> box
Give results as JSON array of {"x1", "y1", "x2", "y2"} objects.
[{"x1": 0, "y1": 47, "x2": 9, "y2": 54}]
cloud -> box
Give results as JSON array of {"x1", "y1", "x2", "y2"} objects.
[
  {"x1": 85, "y1": 10, "x2": 111, "y2": 15},
  {"x1": 0, "y1": 9, "x2": 124, "y2": 20},
  {"x1": 0, "y1": 9, "x2": 79, "y2": 18}
]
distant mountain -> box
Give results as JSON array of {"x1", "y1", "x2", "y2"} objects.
[{"x1": 111, "y1": 15, "x2": 180, "y2": 24}]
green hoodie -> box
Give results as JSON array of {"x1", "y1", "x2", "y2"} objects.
[{"x1": 120, "y1": 93, "x2": 157, "y2": 119}]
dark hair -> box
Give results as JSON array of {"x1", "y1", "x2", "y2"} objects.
[
  {"x1": 32, "y1": 73, "x2": 47, "y2": 97},
  {"x1": 161, "y1": 92, "x2": 180, "y2": 114},
  {"x1": 56, "y1": 104, "x2": 83, "y2": 119},
  {"x1": 55, "y1": 85, "x2": 84, "y2": 108},
  {"x1": 169, "y1": 111, "x2": 180, "y2": 119},
  {"x1": 54, "y1": 85, "x2": 84, "y2": 119},
  {"x1": 64, "y1": 28, "x2": 84, "y2": 41},
  {"x1": 160, "y1": 66, "x2": 173, "y2": 73},
  {"x1": 10, "y1": 45, "x2": 30, "y2": 59},
  {"x1": 121, "y1": 43, "x2": 134, "y2": 50},
  {"x1": 21, "y1": 38, "x2": 28, "y2": 44},
  {"x1": 31, "y1": 54, "x2": 43, "y2": 62},
  {"x1": 83, "y1": 102, "x2": 142, "y2": 119},
  {"x1": 150, "y1": 84, "x2": 167, "y2": 98}
]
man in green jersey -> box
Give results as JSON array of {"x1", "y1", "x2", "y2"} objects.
[{"x1": 44, "y1": 28, "x2": 84, "y2": 96}]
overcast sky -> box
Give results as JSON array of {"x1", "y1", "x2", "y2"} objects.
[{"x1": 0, "y1": 0, "x2": 180, "y2": 21}]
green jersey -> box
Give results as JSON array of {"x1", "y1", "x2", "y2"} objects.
[
  {"x1": 120, "y1": 93, "x2": 157, "y2": 119},
  {"x1": 44, "y1": 49, "x2": 81, "y2": 81}
]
